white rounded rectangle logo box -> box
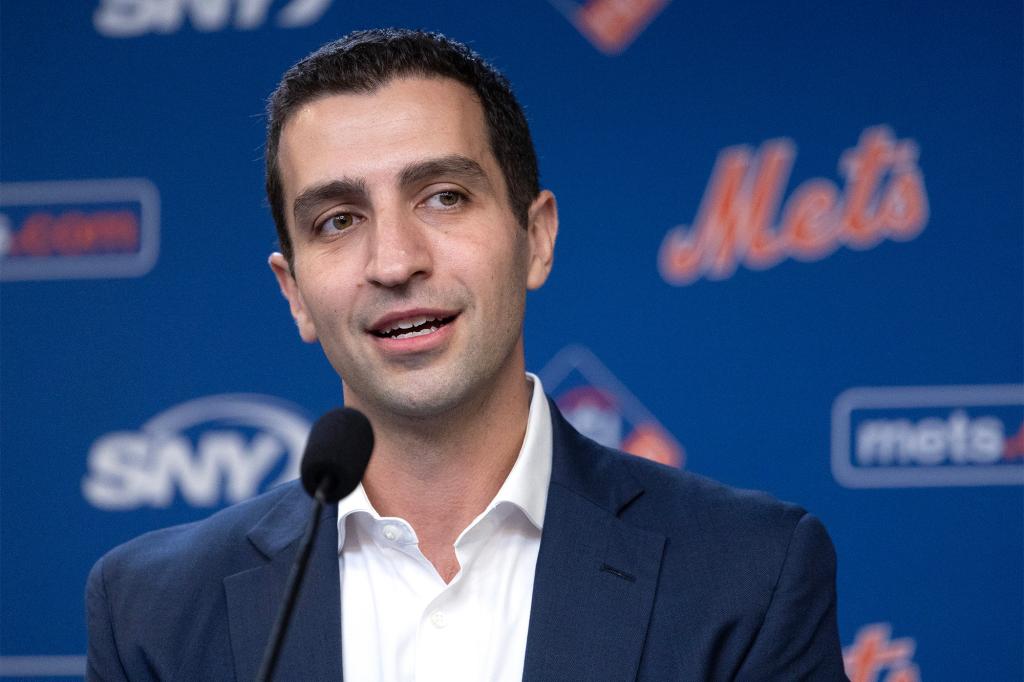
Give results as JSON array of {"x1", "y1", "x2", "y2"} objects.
[
  {"x1": 831, "y1": 384, "x2": 1024, "y2": 488},
  {"x1": 0, "y1": 178, "x2": 160, "y2": 281}
]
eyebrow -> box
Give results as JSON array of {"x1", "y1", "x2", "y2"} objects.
[
  {"x1": 292, "y1": 178, "x2": 369, "y2": 228},
  {"x1": 291, "y1": 155, "x2": 494, "y2": 229},
  {"x1": 398, "y1": 154, "x2": 492, "y2": 190}
]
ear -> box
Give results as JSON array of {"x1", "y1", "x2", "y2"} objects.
[
  {"x1": 269, "y1": 252, "x2": 318, "y2": 343},
  {"x1": 525, "y1": 189, "x2": 558, "y2": 290}
]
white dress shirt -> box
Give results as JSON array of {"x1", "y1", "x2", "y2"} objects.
[{"x1": 337, "y1": 374, "x2": 552, "y2": 682}]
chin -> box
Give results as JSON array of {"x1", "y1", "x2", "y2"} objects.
[{"x1": 375, "y1": 371, "x2": 497, "y2": 421}]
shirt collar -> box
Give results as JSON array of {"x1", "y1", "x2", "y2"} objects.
[
  {"x1": 489, "y1": 372, "x2": 551, "y2": 530},
  {"x1": 336, "y1": 481, "x2": 378, "y2": 549},
  {"x1": 335, "y1": 372, "x2": 552, "y2": 548}
]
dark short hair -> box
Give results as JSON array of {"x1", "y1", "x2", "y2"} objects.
[{"x1": 265, "y1": 28, "x2": 540, "y2": 267}]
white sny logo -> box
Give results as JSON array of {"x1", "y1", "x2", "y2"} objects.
[
  {"x1": 82, "y1": 394, "x2": 310, "y2": 510},
  {"x1": 94, "y1": 0, "x2": 331, "y2": 37}
]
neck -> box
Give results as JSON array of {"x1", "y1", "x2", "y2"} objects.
[{"x1": 348, "y1": 360, "x2": 534, "y2": 582}]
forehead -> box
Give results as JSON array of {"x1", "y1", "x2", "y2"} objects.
[{"x1": 277, "y1": 76, "x2": 496, "y2": 204}]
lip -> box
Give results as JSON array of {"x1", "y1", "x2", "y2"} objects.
[
  {"x1": 369, "y1": 308, "x2": 460, "y2": 334},
  {"x1": 367, "y1": 308, "x2": 460, "y2": 355}
]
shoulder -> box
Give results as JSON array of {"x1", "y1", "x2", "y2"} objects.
[
  {"x1": 554, "y1": 411, "x2": 834, "y2": 588},
  {"x1": 622, "y1": 453, "x2": 813, "y2": 545},
  {"x1": 551, "y1": 403, "x2": 818, "y2": 550},
  {"x1": 86, "y1": 476, "x2": 307, "y2": 680},
  {"x1": 602, "y1": 444, "x2": 837, "y2": 628},
  {"x1": 88, "y1": 480, "x2": 303, "y2": 600},
  {"x1": 620, "y1": 444, "x2": 833, "y2": 569}
]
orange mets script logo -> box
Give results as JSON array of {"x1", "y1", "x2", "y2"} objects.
[
  {"x1": 843, "y1": 623, "x2": 920, "y2": 682},
  {"x1": 659, "y1": 126, "x2": 928, "y2": 285},
  {"x1": 548, "y1": 0, "x2": 669, "y2": 54}
]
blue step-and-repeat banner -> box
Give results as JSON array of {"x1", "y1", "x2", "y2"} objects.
[{"x1": 1, "y1": 1, "x2": 1021, "y2": 679}]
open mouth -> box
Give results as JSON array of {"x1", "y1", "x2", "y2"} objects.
[{"x1": 371, "y1": 315, "x2": 457, "y2": 340}]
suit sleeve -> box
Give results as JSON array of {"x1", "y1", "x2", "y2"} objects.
[
  {"x1": 736, "y1": 513, "x2": 849, "y2": 681},
  {"x1": 86, "y1": 556, "x2": 131, "y2": 682}
]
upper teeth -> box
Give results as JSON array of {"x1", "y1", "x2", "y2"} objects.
[{"x1": 386, "y1": 316, "x2": 433, "y2": 333}]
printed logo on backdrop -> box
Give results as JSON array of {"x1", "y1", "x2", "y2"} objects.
[
  {"x1": 94, "y1": 0, "x2": 332, "y2": 37},
  {"x1": 82, "y1": 394, "x2": 311, "y2": 510},
  {"x1": 547, "y1": 0, "x2": 669, "y2": 54},
  {"x1": 831, "y1": 384, "x2": 1024, "y2": 488},
  {"x1": 659, "y1": 126, "x2": 929, "y2": 285},
  {"x1": 0, "y1": 179, "x2": 159, "y2": 281},
  {"x1": 844, "y1": 622, "x2": 920, "y2": 682},
  {"x1": 539, "y1": 344, "x2": 684, "y2": 467}
]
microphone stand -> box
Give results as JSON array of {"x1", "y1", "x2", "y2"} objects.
[{"x1": 255, "y1": 478, "x2": 333, "y2": 682}]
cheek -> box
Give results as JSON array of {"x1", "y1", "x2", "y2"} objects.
[
  {"x1": 502, "y1": 234, "x2": 533, "y2": 287},
  {"x1": 454, "y1": 242, "x2": 527, "y2": 299},
  {"x1": 297, "y1": 273, "x2": 352, "y2": 333},
  {"x1": 311, "y1": 293, "x2": 347, "y2": 329}
]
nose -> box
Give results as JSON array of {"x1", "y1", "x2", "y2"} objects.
[{"x1": 363, "y1": 210, "x2": 432, "y2": 288}]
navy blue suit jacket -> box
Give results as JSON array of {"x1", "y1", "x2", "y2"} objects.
[{"x1": 87, "y1": 402, "x2": 847, "y2": 680}]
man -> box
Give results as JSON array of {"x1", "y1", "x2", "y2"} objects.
[{"x1": 87, "y1": 29, "x2": 847, "y2": 681}]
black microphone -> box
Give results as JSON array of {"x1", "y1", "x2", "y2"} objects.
[
  {"x1": 301, "y1": 408, "x2": 375, "y2": 503},
  {"x1": 257, "y1": 408, "x2": 374, "y2": 682}
]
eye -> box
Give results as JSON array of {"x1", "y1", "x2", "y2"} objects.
[
  {"x1": 316, "y1": 212, "x2": 358, "y2": 234},
  {"x1": 424, "y1": 190, "x2": 465, "y2": 209},
  {"x1": 330, "y1": 214, "x2": 354, "y2": 230}
]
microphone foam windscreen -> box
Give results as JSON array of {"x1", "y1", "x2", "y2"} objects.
[{"x1": 300, "y1": 407, "x2": 374, "y2": 503}]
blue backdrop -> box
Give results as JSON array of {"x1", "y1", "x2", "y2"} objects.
[{"x1": 2, "y1": 1, "x2": 1022, "y2": 680}]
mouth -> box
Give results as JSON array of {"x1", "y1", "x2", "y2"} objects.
[{"x1": 370, "y1": 313, "x2": 459, "y2": 340}]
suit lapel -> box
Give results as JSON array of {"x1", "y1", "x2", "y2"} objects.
[
  {"x1": 223, "y1": 485, "x2": 343, "y2": 682},
  {"x1": 523, "y1": 403, "x2": 666, "y2": 682}
]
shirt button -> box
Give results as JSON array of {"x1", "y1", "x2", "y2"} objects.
[
  {"x1": 430, "y1": 611, "x2": 447, "y2": 628},
  {"x1": 382, "y1": 525, "x2": 399, "y2": 542}
]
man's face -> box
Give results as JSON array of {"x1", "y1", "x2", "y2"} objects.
[{"x1": 271, "y1": 76, "x2": 557, "y2": 420}]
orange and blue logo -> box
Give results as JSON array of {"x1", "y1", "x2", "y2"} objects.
[
  {"x1": 540, "y1": 344, "x2": 684, "y2": 467},
  {"x1": 659, "y1": 126, "x2": 928, "y2": 285},
  {"x1": 832, "y1": 385, "x2": 1024, "y2": 488},
  {"x1": 548, "y1": 0, "x2": 670, "y2": 55},
  {"x1": 0, "y1": 178, "x2": 159, "y2": 281}
]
